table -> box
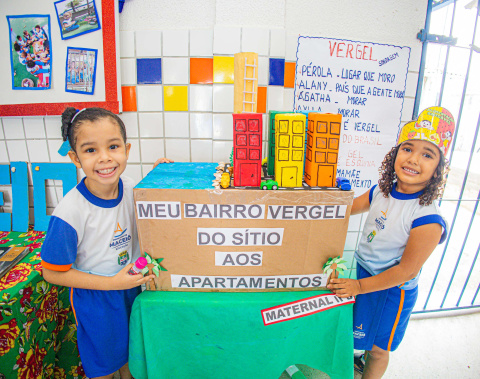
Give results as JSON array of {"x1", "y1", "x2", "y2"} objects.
[
  {"x1": 129, "y1": 290, "x2": 353, "y2": 379},
  {"x1": 0, "y1": 228, "x2": 86, "y2": 378}
]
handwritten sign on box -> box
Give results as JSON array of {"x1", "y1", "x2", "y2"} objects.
[{"x1": 295, "y1": 36, "x2": 410, "y2": 195}]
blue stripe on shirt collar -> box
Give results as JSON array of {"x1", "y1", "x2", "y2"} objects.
[
  {"x1": 390, "y1": 183, "x2": 424, "y2": 200},
  {"x1": 77, "y1": 177, "x2": 123, "y2": 208}
]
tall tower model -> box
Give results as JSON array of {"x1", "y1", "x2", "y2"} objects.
[
  {"x1": 274, "y1": 113, "x2": 306, "y2": 187},
  {"x1": 233, "y1": 113, "x2": 263, "y2": 187},
  {"x1": 304, "y1": 113, "x2": 342, "y2": 187}
]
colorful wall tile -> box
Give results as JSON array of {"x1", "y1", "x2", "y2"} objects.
[
  {"x1": 137, "y1": 58, "x2": 162, "y2": 84},
  {"x1": 213, "y1": 56, "x2": 235, "y2": 84},
  {"x1": 121, "y1": 86, "x2": 137, "y2": 112},
  {"x1": 164, "y1": 86, "x2": 189, "y2": 111},
  {"x1": 190, "y1": 58, "x2": 213, "y2": 84},
  {"x1": 269, "y1": 58, "x2": 285, "y2": 86}
]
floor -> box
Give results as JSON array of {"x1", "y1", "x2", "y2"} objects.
[
  {"x1": 115, "y1": 310, "x2": 480, "y2": 379},
  {"x1": 279, "y1": 310, "x2": 480, "y2": 379}
]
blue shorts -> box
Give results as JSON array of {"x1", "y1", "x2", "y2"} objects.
[
  {"x1": 71, "y1": 286, "x2": 141, "y2": 377},
  {"x1": 353, "y1": 264, "x2": 418, "y2": 352}
]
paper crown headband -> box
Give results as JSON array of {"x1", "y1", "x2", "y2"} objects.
[{"x1": 397, "y1": 106, "x2": 455, "y2": 156}]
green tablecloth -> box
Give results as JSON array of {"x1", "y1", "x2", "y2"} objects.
[
  {"x1": 0, "y1": 228, "x2": 85, "y2": 379},
  {"x1": 129, "y1": 291, "x2": 353, "y2": 379}
]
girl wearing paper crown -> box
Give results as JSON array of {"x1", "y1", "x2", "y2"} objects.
[{"x1": 328, "y1": 106, "x2": 455, "y2": 378}]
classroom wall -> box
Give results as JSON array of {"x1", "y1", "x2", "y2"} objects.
[{"x1": 0, "y1": 0, "x2": 428, "y2": 237}]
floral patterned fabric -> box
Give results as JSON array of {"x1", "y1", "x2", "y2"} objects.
[{"x1": 0, "y1": 228, "x2": 86, "y2": 379}]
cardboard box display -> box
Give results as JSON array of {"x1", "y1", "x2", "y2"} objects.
[{"x1": 134, "y1": 162, "x2": 353, "y2": 292}]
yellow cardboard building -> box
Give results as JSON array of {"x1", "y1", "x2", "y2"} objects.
[{"x1": 274, "y1": 113, "x2": 306, "y2": 187}]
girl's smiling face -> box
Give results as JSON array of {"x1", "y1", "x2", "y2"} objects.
[
  {"x1": 394, "y1": 140, "x2": 441, "y2": 194},
  {"x1": 68, "y1": 118, "x2": 130, "y2": 199}
]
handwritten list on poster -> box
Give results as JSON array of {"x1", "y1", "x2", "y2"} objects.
[{"x1": 294, "y1": 36, "x2": 411, "y2": 194}]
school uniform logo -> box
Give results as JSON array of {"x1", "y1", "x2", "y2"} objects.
[
  {"x1": 366, "y1": 230, "x2": 376, "y2": 243},
  {"x1": 110, "y1": 223, "x2": 132, "y2": 250},
  {"x1": 374, "y1": 209, "x2": 388, "y2": 231},
  {"x1": 354, "y1": 324, "x2": 365, "y2": 339},
  {"x1": 118, "y1": 250, "x2": 129, "y2": 266}
]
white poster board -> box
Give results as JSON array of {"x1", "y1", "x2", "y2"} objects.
[{"x1": 295, "y1": 36, "x2": 410, "y2": 195}]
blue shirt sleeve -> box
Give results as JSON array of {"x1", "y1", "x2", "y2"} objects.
[
  {"x1": 412, "y1": 214, "x2": 447, "y2": 244},
  {"x1": 368, "y1": 184, "x2": 378, "y2": 204},
  {"x1": 41, "y1": 216, "x2": 78, "y2": 270}
]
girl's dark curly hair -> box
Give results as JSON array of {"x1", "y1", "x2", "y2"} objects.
[
  {"x1": 378, "y1": 144, "x2": 449, "y2": 206},
  {"x1": 61, "y1": 107, "x2": 127, "y2": 152}
]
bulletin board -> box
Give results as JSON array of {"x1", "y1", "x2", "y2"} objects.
[
  {"x1": 295, "y1": 36, "x2": 411, "y2": 195},
  {"x1": 0, "y1": 0, "x2": 120, "y2": 116}
]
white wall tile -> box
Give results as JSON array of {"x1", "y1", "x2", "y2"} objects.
[
  {"x1": 120, "y1": 31, "x2": 135, "y2": 58},
  {"x1": 164, "y1": 113, "x2": 189, "y2": 138},
  {"x1": 242, "y1": 27, "x2": 269, "y2": 56},
  {"x1": 191, "y1": 140, "x2": 213, "y2": 162},
  {"x1": 190, "y1": 29, "x2": 214, "y2": 57},
  {"x1": 165, "y1": 139, "x2": 190, "y2": 162},
  {"x1": 0, "y1": 120, "x2": 4, "y2": 139},
  {"x1": 270, "y1": 29, "x2": 286, "y2": 57},
  {"x1": 47, "y1": 140, "x2": 72, "y2": 163},
  {"x1": 120, "y1": 58, "x2": 136, "y2": 85},
  {"x1": 212, "y1": 85, "x2": 234, "y2": 112},
  {"x1": 45, "y1": 185, "x2": 59, "y2": 208},
  {"x1": 267, "y1": 86, "x2": 284, "y2": 111},
  {"x1": 405, "y1": 72, "x2": 419, "y2": 97},
  {"x1": 162, "y1": 58, "x2": 189, "y2": 84},
  {"x1": 213, "y1": 26, "x2": 241, "y2": 55},
  {"x1": 190, "y1": 113, "x2": 213, "y2": 139},
  {"x1": 0, "y1": 141, "x2": 9, "y2": 162},
  {"x1": 44, "y1": 116, "x2": 62, "y2": 139},
  {"x1": 284, "y1": 88, "x2": 295, "y2": 111},
  {"x1": 27, "y1": 140, "x2": 49, "y2": 162},
  {"x1": 262, "y1": 114, "x2": 268, "y2": 141},
  {"x1": 135, "y1": 30, "x2": 162, "y2": 57},
  {"x1": 119, "y1": 112, "x2": 139, "y2": 138},
  {"x1": 401, "y1": 98, "x2": 415, "y2": 121},
  {"x1": 139, "y1": 113, "x2": 164, "y2": 137},
  {"x1": 213, "y1": 114, "x2": 233, "y2": 140},
  {"x1": 286, "y1": 34, "x2": 298, "y2": 61},
  {"x1": 345, "y1": 231, "x2": 359, "y2": 250},
  {"x1": 258, "y1": 56, "x2": 269, "y2": 86},
  {"x1": 3, "y1": 118, "x2": 24, "y2": 139},
  {"x1": 137, "y1": 86, "x2": 163, "y2": 112},
  {"x1": 123, "y1": 164, "x2": 142, "y2": 184},
  {"x1": 23, "y1": 117, "x2": 46, "y2": 139},
  {"x1": 139, "y1": 139, "x2": 164, "y2": 163},
  {"x1": 348, "y1": 214, "x2": 362, "y2": 231},
  {"x1": 7, "y1": 140, "x2": 28, "y2": 161},
  {"x1": 163, "y1": 29, "x2": 189, "y2": 56},
  {"x1": 212, "y1": 141, "x2": 233, "y2": 163},
  {"x1": 190, "y1": 85, "x2": 213, "y2": 112},
  {"x1": 127, "y1": 139, "x2": 141, "y2": 163}
]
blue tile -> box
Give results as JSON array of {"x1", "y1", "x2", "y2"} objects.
[
  {"x1": 137, "y1": 58, "x2": 162, "y2": 84},
  {"x1": 269, "y1": 58, "x2": 285, "y2": 86}
]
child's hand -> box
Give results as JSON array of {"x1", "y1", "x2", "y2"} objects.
[
  {"x1": 153, "y1": 157, "x2": 174, "y2": 168},
  {"x1": 327, "y1": 278, "x2": 362, "y2": 298},
  {"x1": 109, "y1": 264, "x2": 155, "y2": 290}
]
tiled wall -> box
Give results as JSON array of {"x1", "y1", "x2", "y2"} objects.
[{"x1": 118, "y1": 26, "x2": 299, "y2": 177}]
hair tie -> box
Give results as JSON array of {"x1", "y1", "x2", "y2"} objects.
[{"x1": 71, "y1": 108, "x2": 86, "y2": 124}]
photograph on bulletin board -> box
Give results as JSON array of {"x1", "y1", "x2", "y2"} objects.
[
  {"x1": 7, "y1": 14, "x2": 51, "y2": 90},
  {"x1": 54, "y1": 0, "x2": 101, "y2": 40},
  {"x1": 66, "y1": 47, "x2": 97, "y2": 94}
]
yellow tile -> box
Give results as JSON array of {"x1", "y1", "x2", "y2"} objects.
[
  {"x1": 164, "y1": 86, "x2": 188, "y2": 111},
  {"x1": 213, "y1": 56, "x2": 234, "y2": 84}
]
